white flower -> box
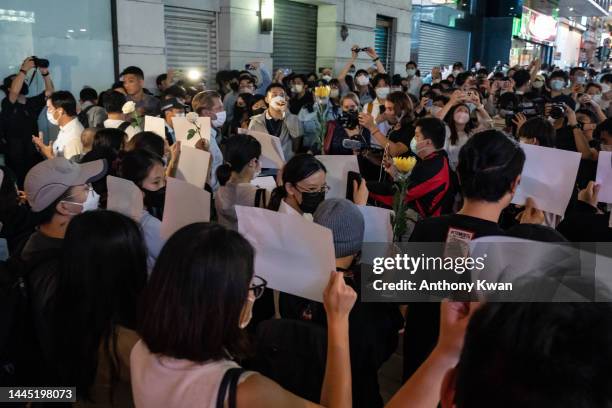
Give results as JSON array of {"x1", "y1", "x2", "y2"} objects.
[
  {"x1": 186, "y1": 111, "x2": 199, "y2": 124},
  {"x1": 122, "y1": 101, "x2": 136, "y2": 114}
]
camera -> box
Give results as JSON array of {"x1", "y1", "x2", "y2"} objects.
[
  {"x1": 351, "y1": 47, "x2": 369, "y2": 53},
  {"x1": 342, "y1": 138, "x2": 367, "y2": 151},
  {"x1": 339, "y1": 109, "x2": 359, "y2": 130},
  {"x1": 31, "y1": 56, "x2": 49, "y2": 69},
  {"x1": 549, "y1": 103, "x2": 565, "y2": 119}
]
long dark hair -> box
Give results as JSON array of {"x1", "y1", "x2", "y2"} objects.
[
  {"x1": 216, "y1": 134, "x2": 262, "y2": 186},
  {"x1": 267, "y1": 154, "x2": 327, "y2": 211},
  {"x1": 53, "y1": 210, "x2": 148, "y2": 400},
  {"x1": 445, "y1": 103, "x2": 477, "y2": 145},
  {"x1": 139, "y1": 223, "x2": 254, "y2": 362},
  {"x1": 387, "y1": 91, "x2": 415, "y2": 129},
  {"x1": 117, "y1": 149, "x2": 164, "y2": 189}
]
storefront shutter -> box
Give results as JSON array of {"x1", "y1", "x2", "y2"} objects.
[
  {"x1": 417, "y1": 22, "x2": 470, "y2": 72},
  {"x1": 375, "y1": 17, "x2": 393, "y2": 72},
  {"x1": 164, "y1": 6, "x2": 218, "y2": 84},
  {"x1": 273, "y1": 0, "x2": 318, "y2": 74}
]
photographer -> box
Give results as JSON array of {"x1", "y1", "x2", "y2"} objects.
[
  {"x1": 324, "y1": 93, "x2": 371, "y2": 155},
  {"x1": 546, "y1": 70, "x2": 575, "y2": 110},
  {"x1": 338, "y1": 45, "x2": 386, "y2": 105},
  {"x1": 0, "y1": 56, "x2": 54, "y2": 186},
  {"x1": 546, "y1": 102, "x2": 596, "y2": 160}
]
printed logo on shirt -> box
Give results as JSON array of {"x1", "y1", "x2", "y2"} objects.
[{"x1": 444, "y1": 227, "x2": 475, "y2": 259}]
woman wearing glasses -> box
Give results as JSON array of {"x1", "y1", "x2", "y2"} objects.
[
  {"x1": 268, "y1": 154, "x2": 329, "y2": 219},
  {"x1": 131, "y1": 223, "x2": 357, "y2": 408}
]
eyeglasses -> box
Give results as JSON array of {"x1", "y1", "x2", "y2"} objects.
[
  {"x1": 296, "y1": 183, "x2": 330, "y2": 194},
  {"x1": 249, "y1": 275, "x2": 268, "y2": 299}
]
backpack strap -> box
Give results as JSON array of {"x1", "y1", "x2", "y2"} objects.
[
  {"x1": 216, "y1": 367, "x2": 245, "y2": 408},
  {"x1": 117, "y1": 121, "x2": 131, "y2": 132},
  {"x1": 254, "y1": 188, "x2": 266, "y2": 208}
]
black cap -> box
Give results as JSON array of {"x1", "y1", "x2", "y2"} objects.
[
  {"x1": 161, "y1": 97, "x2": 186, "y2": 112},
  {"x1": 120, "y1": 66, "x2": 144, "y2": 79}
]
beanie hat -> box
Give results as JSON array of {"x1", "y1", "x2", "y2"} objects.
[{"x1": 314, "y1": 198, "x2": 364, "y2": 258}]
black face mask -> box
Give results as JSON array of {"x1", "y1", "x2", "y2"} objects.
[
  {"x1": 234, "y1": 106, "x2": 246, "y2": 118},
  {"x1": 299, "y1": 191, "x2": 325, "y2": 214},
  {"x1": 252, "y1": 107, "x2": 266, "y2": 116},
  {"x1": 142, "y1": 186, "x2": 166, "y2": 219}
]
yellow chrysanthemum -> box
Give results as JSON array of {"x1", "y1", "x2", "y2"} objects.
[
  {"x1": 314, "y1": 85, "x2": 331, "y2": 98},
  {"x1": 393, "y1": 156, "x2": 417, "y2": 173}
]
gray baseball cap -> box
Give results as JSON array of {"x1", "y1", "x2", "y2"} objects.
[{"x1": 25, "y1": 158, "x2": 107, "y2": 212}]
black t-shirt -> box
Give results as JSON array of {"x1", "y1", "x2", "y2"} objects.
[
  {"x1": 265, "y1": 116, "x2": 283, "y2": 137},
  {"x1": 387, "y1": 123, "x2": 415, "y2": 156},
  {"x1": 548, "y1": 93, "x2": 576, "y2": 111},
  {"x1": 0, "y1": 92, "x2": 46, "y2": 141},
  {"x1": 403, "y1": 213, "x2": 504, "y2": 381},
  {"x1": 409, "y1": 213, "x2": 504, "y2": 242},
  {"x1": 555, "y1": 124, "x2": 577, "y2": 152}
]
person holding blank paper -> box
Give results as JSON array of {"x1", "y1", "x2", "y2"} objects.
[
  {"x1": 215, "y1": 134, "x2": 268, "y2": 230},
  {"x1": 161, "y1": 97, "x2": 186, "y2": 146},
  {"x1": 131, "y1": 223, "x2": 357, "y2": 408}
]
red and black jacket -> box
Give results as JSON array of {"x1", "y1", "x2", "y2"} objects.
[{"x1": 370, "y1": 150, "x2": 454, "y2": 217}]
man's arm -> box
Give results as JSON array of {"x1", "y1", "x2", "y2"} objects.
[
  {"x1": 9, "y1": 58, "x2": 35, "y2": 104},
  {"x1": 255, "y1": 63, "x2": 272, "y2": 95},
  {"x1": 40, "y1": 66, "x2": 54, "y2": 97}
]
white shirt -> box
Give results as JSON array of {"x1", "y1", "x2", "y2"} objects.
[
  {"x1": 443, "y1": 126, "x2": 469, "y2": 171},
  {"x1": 279, "y1": 199, "x2": 313, "y2": 221},
  {"x1": 53, "y1": 118, "x2": 83, "y2": 160},
  {"x1": 104, "y1": 118, "x2": 141, "y2": 141}
]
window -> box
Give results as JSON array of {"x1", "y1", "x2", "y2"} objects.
[
  {"x1": 0, "y1": 1, "x2": 114, "y2": 97},
  {"x1": 375, "y1": 16, "x2": 393, "y2": 72}
]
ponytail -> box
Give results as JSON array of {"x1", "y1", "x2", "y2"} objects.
[
  {"x1": 216, "y1": 163, "x2": 232, "y2": 187},
  {"x1": 267, "y1": 186, "x2": 287, "y2": 211}
]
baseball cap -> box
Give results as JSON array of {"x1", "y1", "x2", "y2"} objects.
[
  {"x1": 25, "y1": 158, "x2": 107, "y2": 212},
  {"x1": 161, "y1": 97, "x2": 186, "y2": 112},
  {"x1": 120, "y1": 66, "x2": 144, "y2": 79}
]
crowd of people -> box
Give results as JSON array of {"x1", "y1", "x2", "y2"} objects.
[{"x1": 0, "y1": 43, "x2": 611, "y2": 408}]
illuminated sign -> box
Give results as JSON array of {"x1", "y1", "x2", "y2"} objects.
[{"x1": 516, "y1": 7, "x2": 557, "y2": 45}]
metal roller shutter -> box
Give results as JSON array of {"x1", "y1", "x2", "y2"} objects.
[
  {"x1": 273, "y1": 0, "x2": 318, "y2": 74},
  {"x1": 375, "y1": 17, "x2": 393, "y2": 72},
  {"x1": 417, "y1": 22, "x2": 470, "y2": 73},
  {"x1": 164, "y1": 6, "x2": 218, "y2": 83}
]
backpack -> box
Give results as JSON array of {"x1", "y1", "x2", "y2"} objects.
[
  {"x1": 0, "y1": 251, "x2": 57, "y2": 385},
  {"x1": 77, "y1": 105, "x2": 95, "y2": 128}
]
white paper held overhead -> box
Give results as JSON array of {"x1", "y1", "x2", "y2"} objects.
[
  {"x1": 172, "y1": 116, "x2": 211, "y2": 148},
  {"x1": 596, "y1": 151, "x2": 612, "y2": 204},
  {"x1": 161, "y1": 177, "x2": 211, "y2": 240},
  {"x1": 236, "y1": 205, "x2": 336, "y2": 302},
  {"x1": 175, "y1": 145, "x2": 211, "y2": 189},
  {"x1": 144, "y1": 115, "x2": 166, "y2": 139},
  {"x1": 106, "y1": 176, "x2": 144, "y2": 222},
  {"x1": 512, "y1": 143, "x2": 581, "y2": 216}
]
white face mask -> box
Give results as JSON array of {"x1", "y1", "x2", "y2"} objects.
[
  {"x1": 356, "y1": 75, "x2": 370, "y2": 86},
  {"x1": 601, "y1": 83, "x2": 610, "y2": 93},
  {"x1": 592, "y1": 94, "x2": 603, "y2": 105},
  {"x1": 292, "y1": 84, "x2": 304, "y2": 94},
  {"x1": 81, "y1": 189, "x2": 100, "y2": 212},
  {"x1": 322, "y1": 75, "x2": 332, "y2": 82},
  {"x1": 550, "y1": 80, "x2": 565, "y2": 91},
  {"x1": 532, "y1": 80, "x2": 544, "y2": 89},
  {"x1": 47, "y1": 109, "x2": 59, "y2": 126},
  {"x1": 212, "y1": 110, "x2": 227, "y2": 128},
  {"x1": 329, "y1": 89, "x2": 340, "y2": 99},
  {"x1": 376, "y1": 87, "x2": 390, "y2": 100},
  {"x1": 406, "y1": 68, "x2": 416, "y2": 76},
  {"x1": 270, "y1": 95, "x2": 286, "y2": 111},
  {"x1": 452, "y1": 70, "x2": 461, "y2": 77},
  {"x1": 174, "y1": 112, "x2": 185, "y2": 118}
]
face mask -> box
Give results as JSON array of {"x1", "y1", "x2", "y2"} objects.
[
  {"x1": 532, "y1": 80, "x2": 544, "y2": 89},
  {"x1": 322, "y1": 75, "x2": 332, "y2": 82},
  {"x1": 452, "y1": 70, "x2": 461, "y2": 77},
  {"x1": 292, "y1": 84, "x2": 304, "y2": 94},
  {"x1": 575, "y1": 76, "x2": 587, "y2": 85},
  {"x1": 356, "y1": 75, "x2": 370, "y2": 86},
  {"x1": 329, "y1": 89, "x2": 340, "y2": 99},
  {"x1": 550, "y1": 80, "x2": 565, "y2": 91},
  {"x1": 174, "y1": 112, "x2": 185, "y2": 118},
  {"x1": 406, "y1": 68, "x2": 416, "y2": 76},
  {"x1": 212, "y1": 110, "x2": 227, "y2": 128},
  {"x1": 375, "y1": 87, "x2": 390, "y2": 99},
  {"x1": 592, "y1": 94, "x2": 603, "y2": 105},
  {"x1": 47, "y1": 109, "x2": 59, "y2": 126},
  {"x1": 252, "y1": 107, "x2": 266, "y2": 116},
  {"x1": 429, "y1": 105, "x2": 442, "y2": 116},
  {"x1": 239, "y1": 294, "x2": 255, "y2": 329},
  {"x1": 454, "y1": 111, "x2": 470, "y2": 124},
  {"x1": 81, "y1": 189, "x2": 100, "y2": 212},
  {"x1": 410, "y1": 137, "x2": 419, "y2": 154},
  {"x1": 240, "y1": 87, "x2": 254, "y2": 94},
  {"x1": 270, "y1": 95, "x2": 286, "y2": 111},
  {"x1": 143, "y1": 186, "x2": 166, "y2": 210},
  {"x1": 299, "y1": 191, "x2": 325, "y2": 214},
  {"x1": 601, "y1": 83, "x2": 610, "y2": 93}
]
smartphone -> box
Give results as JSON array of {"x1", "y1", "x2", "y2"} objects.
[{"x1": 346, "y1": 171, "x2": 363, "y2": 201}]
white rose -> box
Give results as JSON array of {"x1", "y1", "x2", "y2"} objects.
[
  {"x1": 186, "y1": 111, "x2": 199, "y2": 124},
  {"x1": 122, "y1": 101, "x2": 136, "y2": 114}
]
